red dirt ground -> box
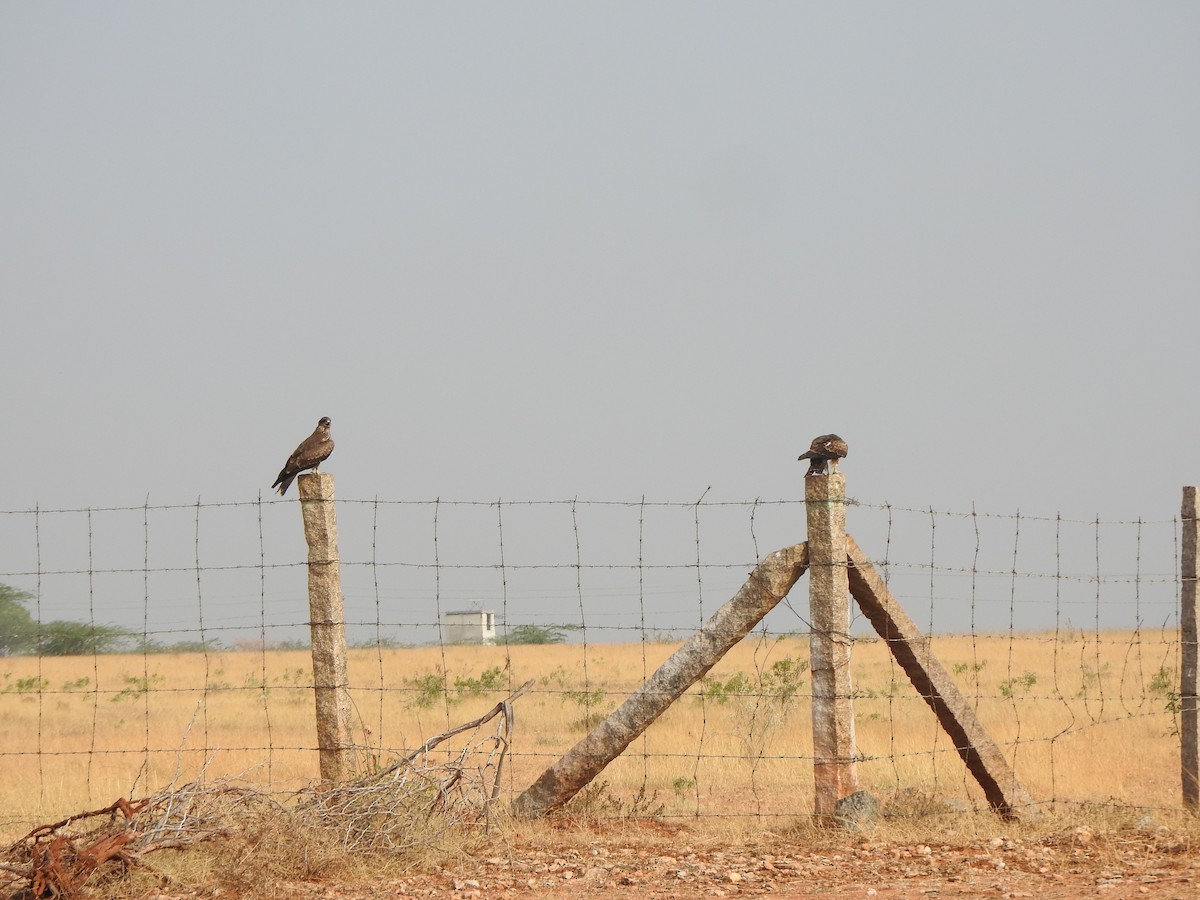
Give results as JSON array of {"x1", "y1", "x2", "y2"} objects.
[{"x1": 141, "y1": 825, "x2": 1197, "y2": 900}]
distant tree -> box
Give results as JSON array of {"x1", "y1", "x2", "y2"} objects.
[
  {"x1": 1, "y1": 583, "x2": 133, "y2": 656},
  {"x1": 38, "y1": 621, "x2": 129, "y2": 656},
  {"x1": 130, "y1": 636, "x2": 224, "y2": 654},
  {"x1": 130, "y1": 637, "x2": 168, "y2": 654},
  {"x1": 0, "y1": 583, "x2": 38, "y2": 656},
  {"x1": 504, "y1": 624, "x2": 568, "y2": 645},
  {"x1": 273, "y1": 639, "x2": 311, "y2": 651},
  {"x1": 167, "y1": 639, "x2": 225, "y2": 654}
]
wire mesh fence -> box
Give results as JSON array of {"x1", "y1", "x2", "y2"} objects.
[{"x1": 0, "y1": 490, "x2": 1189, "y2": 834}]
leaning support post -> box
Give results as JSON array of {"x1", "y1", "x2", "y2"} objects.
[
  {"x1": 298, "y1": 472, "x2": 354, "y2": 784},
  {"x1": 845, "y1": 535, "x2": 1042, "y2": 821},
  {"x1": 805, "y1": 474, "x2": 859, "y2": 824},
  {"x1": 1182, "y1": 487, "x2": 1199, "y2": 810},
  {"x1": 512, "y1": 543, "x2": 809, "y2": 818}
]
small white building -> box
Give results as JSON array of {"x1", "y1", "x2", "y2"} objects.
[{"x1": 444, "y1": 609, "x2": 497, "y2": 645}]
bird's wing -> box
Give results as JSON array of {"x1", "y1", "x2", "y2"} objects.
[
  {"x1": 804, "y1": 436, "x2": 831, "y2": 458},
  {"x1": 812, "y1": 435, "x2": 847, "y2": 458},
  {"x1": 290, "y1": 435, "x2": 333, "y2": 471}
]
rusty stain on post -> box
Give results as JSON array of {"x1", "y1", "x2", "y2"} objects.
[
  {"x1": 298, "y1": 471, "x2": 354, "y2": 784},
  {"x1": 512, "y1": 543, "x2": 809, "y2": 818},
  {"x1": 805, "y1": 474, "x2": 859, "y2": 824},
  {"x1": 845, "y1": 534, "x2": 1042, "y2": 821}
]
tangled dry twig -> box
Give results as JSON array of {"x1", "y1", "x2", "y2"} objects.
[
  {"x1": 2, "y1": 680, "x2": 534, "y2": 898},
  {"x1": 294, "y1": 678, "x2": 534, "y2": 852}
]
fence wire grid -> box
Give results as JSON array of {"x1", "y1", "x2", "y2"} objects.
[{"x1": 0, "y1": 493, "x2": 1189, "y2": 832}]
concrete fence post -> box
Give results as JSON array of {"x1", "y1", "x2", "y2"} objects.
[
  {"x1": 805, "y1": 473, "x2": 859, "y2": 824},
  {"x1": 298, "y1": 471, "x2": 354, "y2": 783},
  {"x1": 1182, "y1": 487, "x2": 1199, "y2": 810}
]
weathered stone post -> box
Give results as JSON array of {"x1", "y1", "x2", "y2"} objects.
[
  {"x1": 298, "y1": 472, "x2": 353, "y2": 783},
  {"x1": 1182, "y1": 487, "x2": 1199, "y2": 810},
  {"x1": 805, "y1": 473, "x2": 859, "y2": 824}
]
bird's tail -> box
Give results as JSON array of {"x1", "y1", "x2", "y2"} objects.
[{"x1": 273, "y1": 471, "x2": 297, "y2": 496}]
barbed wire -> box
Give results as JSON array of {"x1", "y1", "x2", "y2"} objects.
[
  {"x1": 0, "y1": 494, "x2": 1179, "y2": 525},
  {"x1": 0, "y1": 493, "x2": 1189, "y2": 833}
]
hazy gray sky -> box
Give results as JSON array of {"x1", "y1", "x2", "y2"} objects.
[{"x1": 2, "y1": 4, "x2": 1197, "y2": 641}]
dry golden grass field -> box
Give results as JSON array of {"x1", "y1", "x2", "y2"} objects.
[
  {"x1": 0, "y1": 630, "x2": 1187, "y2": 827},
  {"x1": 2, "y1": 631, "x2": 1197, "y2": 898}
]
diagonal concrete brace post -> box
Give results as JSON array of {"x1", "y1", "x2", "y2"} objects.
[
  {"x1": 513, "y1": 543, "x2": 809, "y2": 817},
  {"x1": 845, "y1": 535, "x2": 1042, "y2": 821}
]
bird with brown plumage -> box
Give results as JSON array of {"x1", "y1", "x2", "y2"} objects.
[
  {"x1": 798, "y1": 434, "x2": 848, "y2": 476},
  {"x1": 272, "y1": 417, "x2": 334, "y2": 495}
]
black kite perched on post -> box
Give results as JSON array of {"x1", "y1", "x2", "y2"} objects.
[
  {"x1": 798, "y1": 434, "x2": 848, "y2": 476},
  {"x1": 272, "y1": 417, "x2": 334, "y2": 495}
]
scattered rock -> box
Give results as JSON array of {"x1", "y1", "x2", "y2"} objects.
[{"x1": 834, "y1": 790, "x2": 880, "y2": 829}]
